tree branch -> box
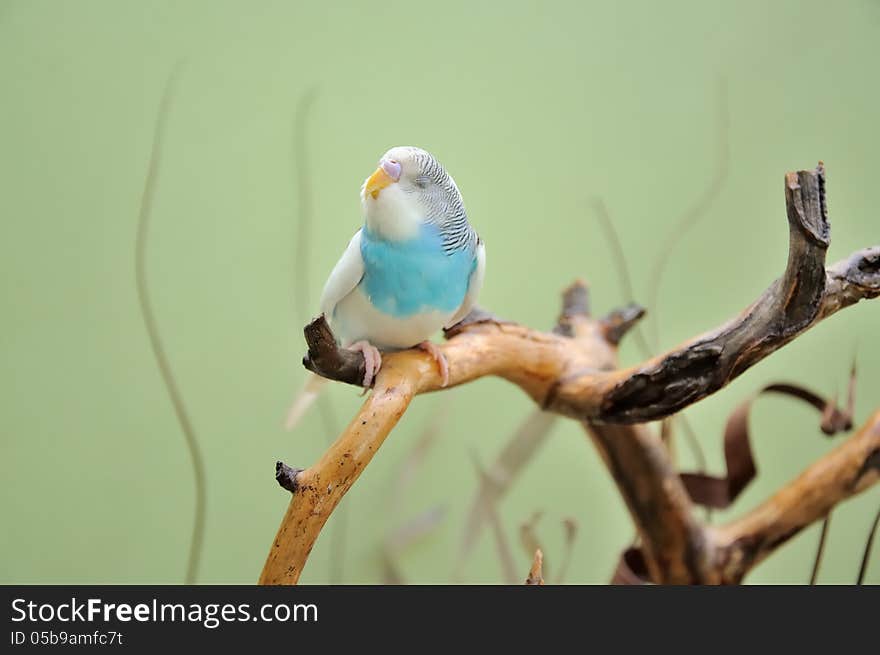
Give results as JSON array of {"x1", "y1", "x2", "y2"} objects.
[
  {"x1": 259, "y1": 369, "x2": 416, "y2": 585},
  {"x1": 584, "y1": 421, "x2": 716, "y2": 583},
  {"x1": 260, "y1": 163, "x2": 879, "y2": 584},
  {"x1": 555, "y1": 167, "x2": 878, "y2": 424},
  {"x1": 299, "y1": 170, "x2": 878, "y2": 428},
  {"x1": 712, "y1": 410, "x2": 880, "y2": 583}
]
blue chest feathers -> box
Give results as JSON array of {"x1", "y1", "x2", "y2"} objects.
[{"x1": 359, "y1": 224, "x2": 475, "y2": 318}]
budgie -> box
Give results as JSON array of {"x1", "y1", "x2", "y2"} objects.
[{"x1": 285, "y1": 146, "x2": 485, "y2": 429}]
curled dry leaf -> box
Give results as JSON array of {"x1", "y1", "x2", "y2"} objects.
[
  {"x1": 680, "y1": 369, "x2": 856, "y2": 510},
  {"x1": 610, "y1": 547, "x2": 652, "y2": 585}
]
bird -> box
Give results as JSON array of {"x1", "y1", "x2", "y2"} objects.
[{"x1": 284, "y1": 146, "x2": 485, "y2": 429}]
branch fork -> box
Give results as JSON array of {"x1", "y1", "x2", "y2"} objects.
[{"x1": 261, "y1": 163, "x2": 880, "y2": 585}]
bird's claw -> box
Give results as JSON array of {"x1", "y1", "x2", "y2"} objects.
[
  {"x1": 347, "y1": 340, "x2": 382, "y2": 388},
  {"x1": 418, "y1": 341, "x2": 449, "y2": 387}
]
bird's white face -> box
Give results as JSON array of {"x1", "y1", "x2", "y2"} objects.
[{"x1": 360, "y1": 146, "x2": 462, "y2": 241}]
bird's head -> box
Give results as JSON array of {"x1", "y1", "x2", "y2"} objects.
[{"x1": 361, "y1": 146, "x2": 466, "y2": 241}]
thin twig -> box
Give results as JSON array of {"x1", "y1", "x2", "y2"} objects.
[
  {"x1": 393, "y1": 399, "x2": 451, "y2": 508},
  {"x1": 525, "y1": 549, "x2": 545, "y2": 585},
  {"x1": 383, "y1": 400, "x2": 450, "y2": 583},
  {"x1": 467, "y1": 452, "x2": 519, "y2": 584},
  {"x1": 381, "y1": 506, "x2": 447, "y2": 584},
  {"x1": 135, "y1": 63, "x2": 206, "y2": 584},
  {"x1": 593, "y1": 152, "x2": 708, "y2": 490},
  {"x1": 519, "y1": 511, "x2": 546, "y2": 581},
  {"x1": 856, "y1": 504, "x2": 880, "y2": 584},
  {"x1": 553, "y1": 518, "x2": 578, "y2": 584},
  {"x1": 646, "y1": 77, "x2": 730, "y2": 351},
  {"x1": 677, "y1": 416, "x2": 708, "y2": 474},
  {"x1": 675, "y1": 414, "x2": 712, "y2": 523},
  {"x1": 455, "y1": 409, "x2": 556, "y2": 576},
  {"x1": 591, "y1": 197, "x2": 652, "y2": 358},
  {"x1": 809, "y1": 514, "x2": 831, "y2": 584}
]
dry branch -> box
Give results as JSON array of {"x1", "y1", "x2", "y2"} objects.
[
  {"x1": 585, "y1": 420, "x2": 713, "y2": 583},
  {"x1": 260, "y1": 367, "x2": 416, "y2": 584},
  {"x1": 469, "y1": 454, "x2": 519, "y2": 584},
  {"x1": 680, "y1": 375, "x2": 856, "y2": 511},
  {"x1": 261, "y1": 163, "x2": 880, "y2": 585},
  {"x1": 713, "y1": 410, "x2": 880, "y2": 583},
  {"x1": 525, "y1": 549, "x2": 545, "y2": 585},
  {"x1": 300, "y1": 168, "x2": 878, "y2": 426}
]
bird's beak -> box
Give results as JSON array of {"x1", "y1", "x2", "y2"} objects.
[
  {"x1": 364, "y1": 159, "x2": 402, "y2": 199},
  {"x1": 365, "y1": 167, "x2": 394, "y2": 199}
]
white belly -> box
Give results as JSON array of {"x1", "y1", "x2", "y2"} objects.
[{"x1": 331, "y1": 286, "x2": 455, "y2": 350}]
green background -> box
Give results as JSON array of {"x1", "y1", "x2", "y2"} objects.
[{"x1": 1, "y1": 0, "x2": 878, "y2": 584}]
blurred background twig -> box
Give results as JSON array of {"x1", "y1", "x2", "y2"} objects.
[{"x1": 134, "y1": 64, "x2": 207, "y2": 584}]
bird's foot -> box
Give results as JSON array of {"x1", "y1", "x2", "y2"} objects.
[
  {"x1": 417, "y1": 341, "x2": 449, "y2": 387},
  {"x1": 347, "y1": 340, "x2": 382, "y2": 388}
]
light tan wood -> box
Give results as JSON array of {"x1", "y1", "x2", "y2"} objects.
[
  {"x1": 713, "y1": 411, "x2": 880, "y2": 583},
  {"x1": 260, "y1": 164, "x2": 880, "y2": 585},
  {"x1": 525, "y1": 549, "x2": 545, "y2": 585}
]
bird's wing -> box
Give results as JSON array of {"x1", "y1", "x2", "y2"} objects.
[
  {"x1": 445, "y1": 239, "x2": 486, "y2": 328},
  {"x1": 319, "y1": 229, "x2": 365, "y2": 320}
]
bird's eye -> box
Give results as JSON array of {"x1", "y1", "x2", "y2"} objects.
[{"x1": 414, "y1": 175, "x2": 430, "y2": 189}]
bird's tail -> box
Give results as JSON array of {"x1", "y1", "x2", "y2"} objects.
[{"x1": 283, "y1": 373, "x2": 329, "y2": 431}]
